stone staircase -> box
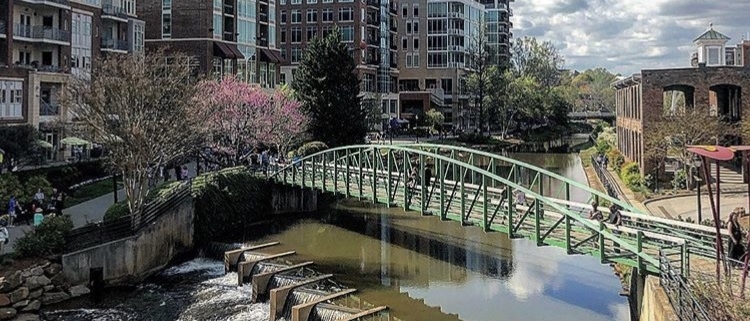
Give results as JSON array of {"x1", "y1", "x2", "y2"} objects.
[{"x1": 707, "y1": 163, "x2": 745, "y2": 185}]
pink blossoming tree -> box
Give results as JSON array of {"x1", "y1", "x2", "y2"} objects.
[{"x1": 200, "y1": 77, "x2": 308, "y2": 165}]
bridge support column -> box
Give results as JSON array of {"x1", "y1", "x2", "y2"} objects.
[
  {"x1": 439, "y1": 158, "x2": 447, "y2": 221},
  {"x1": 345, "y1": 149, "x2": 350, "y2": 198},
  {"x1": 387, "y1": 151, "x2": 393, "y2": 206},
  {"x1": 372, "y1": 150, "x2": 377, "y2": 204},
  {"x1": 358, "y1": 149, "x2": 364, "y2": 200},
  {"x1": 506, "y1": 187, "x2": 513, "y2": 238},
  {"x1": 403, "y1": 150, "x2": 409, "y2": 212},
  {"x1": 420, "y1": 154, "x2": 426, "y2": 215},
  {"x1": 333, "y1": 150, "x2": 338, "y2": 196}
]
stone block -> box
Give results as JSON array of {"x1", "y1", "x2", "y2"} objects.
[
  {"x1": 20, "y1": 300, "x2": 40, "y2": 312},
  {"x1": 68, "y1": 285, "x2": 90, "y2": 298},
  {"x1": 8, "y1": 288, "x2": 28, "y2": 303},
  {"x1": 11, "y1": 300, "x2": 28, "y2": 309},
  {"x1": 0, "y1": 272, "x2": 22, "y2": 292},
  {"x1": 0, "y1": 308, "x2": 15, "y2": 320},
  {"x1": 29, "y1": 268, "x2": 44, "y2": 277},
  {"x1": 27, "y1": 290, "x2": 42, "y2": 300},
  {"x1": 41, "y1": 292, "x2": 70, "y2": 306},
  {"x1": 42, "y1": 286, "x2": 53, "y2": 292},
  {"x1": 13, "y1": 314, "x2": 39, "y2": 321},
  {"x1": 23, "y1": 276, "x2": 50, "y2": 291},
  {"x1": 49, "y1": 273, "x2": 67, "y2": 287},
  {"x1": 0, "y1": 295, "x2": 9, "y2": 307},
  {"x1": 43, "y1": 264, "x2": 62, "y2": 277}
]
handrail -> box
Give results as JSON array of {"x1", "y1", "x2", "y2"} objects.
[
  {"x1": 659, "y1": 250, "x2": 712, "y2": 321},
  {"x1": 395, "y1": 143, "x2": 640, "y2": 214}
]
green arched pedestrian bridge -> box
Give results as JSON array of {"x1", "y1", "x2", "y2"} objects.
[{"x1": 267, "y1": 144, "x2": 727, "y2": 276}]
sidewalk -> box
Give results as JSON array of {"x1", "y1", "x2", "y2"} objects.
[
  {"x1": 645, "y1": 193, "x2": 749, "y2": 222},
  {"x1": 605, "y1": 167, "x2": 649, "y2": 213}
]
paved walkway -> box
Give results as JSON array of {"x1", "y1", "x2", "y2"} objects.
[{"x1": 645, "y1": 193, "x2": 750, "y2": 222}]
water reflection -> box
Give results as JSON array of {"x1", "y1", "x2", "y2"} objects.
[{"x1": 251, "y1": 203, "x2": 628, "y2": 321}]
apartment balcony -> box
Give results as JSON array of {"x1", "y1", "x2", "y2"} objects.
[
  {"x1": 389, "y1": 22, "x2": 397, "y2": 33},
  {"x1": 366, "y1": 55, "x2": 380, "y2": 65},
  {"x1": 366, "y1": 17, "x2": 380, "y2": 27},
  {"x1": 102, "y1": 4, "x2": 129, "y2": 21},
  {"x1": 15, "y1": 63, "x2": 66, "y2": 73},
  {"x1": 101, "y1": 38, "x2": 129, "y2": 52},
  {"x1": 40, "y1": 100, "x2": 60, "y2": 116},
  {"x1": 389, "y1": 2, "x2": 398, "y2": 14},
  {"x1": 18, "y1": 0, "x2": 70, "y2": 9},
  {"x1": 13, "y1": 25, "x2": 71, "y2": 44},
  {"x1": 366, "y1": 0, "x2": 379, "y2": 8},
  {"x1": 448, "y1": 28, "x2": 464, "y2": 36},
  {"x1": 448, "y1": 12, "x2": 464, "y2": 19}
]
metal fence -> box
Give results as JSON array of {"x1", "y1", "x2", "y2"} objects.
[
  {"x1": 65, "y1": 182, "x2": 192, "y2": 253},
  {"x1": 659, "y1": 249, "x2": 712, "y2": 321},
  {"x1": 590, "y1": 155, "x2": 631, "y2": 206}
]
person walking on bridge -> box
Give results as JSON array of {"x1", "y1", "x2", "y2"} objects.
[{"x1": 728, "y1": 209, "x2": 745, "y2": 265}]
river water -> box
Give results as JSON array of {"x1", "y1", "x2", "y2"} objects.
[{"x1": 42, "y1": 153, "x2": 629, "y2": 321}]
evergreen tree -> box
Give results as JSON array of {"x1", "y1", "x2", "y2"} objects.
[{"x1": 292, "y1": 28, "x2": 366, "y2": 147}]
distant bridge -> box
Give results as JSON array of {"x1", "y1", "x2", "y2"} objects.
[{"x1": 568, "y1": 110, "x2": 616, "y2": 120}]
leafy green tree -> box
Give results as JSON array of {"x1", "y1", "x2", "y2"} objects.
[
  {"x1": 0, "y1": 174, "x2": 23, "y2": 205},
  {"x1": 293, "y1": 28, "x2": 367, "y2": 147},
  {"x1": 466, "y1": 22, "x2": 497, "y2": 134},
  {"x1": 424, "y1": 109, "x2": 445, "y2": 131},
  {"x1": 571, "y1": 68, "x2": 618, "y2": 111},
  {"x1": 0, "y1": 125, "x2": 44, "y2": 172},
  {"x1": 510, "y1": 37, "x2": 565, "y2": 88}
]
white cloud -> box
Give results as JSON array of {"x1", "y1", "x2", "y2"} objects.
[{"x1": 512, "y1": 0, "x2": 750, "y2": 75}]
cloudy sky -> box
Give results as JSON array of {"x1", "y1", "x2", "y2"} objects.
[{"x1": 512, "y1": 0, "x2": 750, "y2": 76}]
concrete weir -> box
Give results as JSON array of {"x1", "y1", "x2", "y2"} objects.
[{"x1": 224, "y1": 242, "x2": 389, "y2": 321}]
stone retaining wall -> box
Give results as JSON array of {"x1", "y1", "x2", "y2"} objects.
[{"x1": 0, "y1": 261, "x2": 90, "y2": 321}]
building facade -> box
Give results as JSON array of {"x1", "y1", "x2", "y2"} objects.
[
  {"x1": 137, "y1": 0, "x2": 282, "y2": 87},
  {"x1": 614, "y1": 25, "x2": 750, "y2": 175},
  {"x1": 396, "y1": 0, "x2": 511, "y2": 130},
  {"x1": 276, "y1": 0, "x2": 401, "y2": 122},
  {"x1": 1, "y1": 0, "x2": 143, "y2": 160}
]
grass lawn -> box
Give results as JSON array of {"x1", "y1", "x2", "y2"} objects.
[{"x1": 66, "y1": 178, "x2": 123, "y2": 207}]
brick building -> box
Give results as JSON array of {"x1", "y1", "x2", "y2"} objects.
[
  {"x1": 1, "y1": 0, "x2": 144, "y2": 161},
  {"x1": 137, "y1": 0, "x2": 282, "y2": 87},
  {"x1": 276, "y1": 0, "x2": 401, "y2": 121},
  {"x1": 614, "y1": 25, "x2": 750, "y2": 175}
]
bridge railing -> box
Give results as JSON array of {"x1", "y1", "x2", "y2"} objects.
[
  {"x1": 659, "y1": 248, "x2": 712, "y2": 321},
  {"x1": 590, "y1": 155, "x2": 630, "y2": 205}
]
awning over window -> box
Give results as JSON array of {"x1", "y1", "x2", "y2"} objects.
[
  {"x1": 213, "y1": 42, "x2": 233, "y2": 59},
  {"x1": 227, "y1": 44, "x2": 245, "y2": 60},
  {"x1": 259, "y1": 48, "x2": 283, "y2": 64}
]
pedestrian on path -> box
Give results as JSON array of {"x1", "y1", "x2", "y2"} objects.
[
  {"x1": 7, "y1": 196, "x2": 17, "y2": 227},
  {"x1": 588, "y1": 201, "x2": 603, "y2": 221},
  {"x1": 728, "y1": 209, "x2": 745, "y2": 264}
]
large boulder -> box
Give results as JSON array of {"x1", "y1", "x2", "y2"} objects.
[
  {"x1": 0, "y1": 272, "x2": 22, "y2": 292},
  {"x1": 13, "y1": 314, "x2": 39, "y2": 321},
  {"x1": 8, "y1": 288, "x2": 28, "y2": 303},
  {"x1": 20, "y1": 300, "x2": 40, "y2": 312},
  {"x1": 0, "y1": 308, "x2": 15, "y2": 320},
  {"x1": 41, "y1": 292, "x2": 70, "y2": 306},
  {"x1": 68, "y1": 285, "x2": 90, "y2": 298},
  {"x1": 24, "y1": 276, "x2": 51, "y2": 291},
  {"x1": 0, "y1": 295, "x2": 10, "y2": 307}
]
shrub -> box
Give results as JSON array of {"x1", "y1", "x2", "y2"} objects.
[
  {"x1": 22, "y1": 176, "x2": 53, "y2": 201},
  {"x1": 457, "y1": 133, "x2": 490, "y2": 144},
  {"x1": 595, "y1": 138, "x2": 611, "y2": 155},
  {"x1": 14, "y1": 215, "x2": 74, "y2": 258},
  {"x1": 103, "y1": 201, "x2": 130, "y2": 222},
  {"x1": 0, "y1": 174, "x2": 23, "y2": 205},
  {"x1": 296, "y1": 141, "x2": 329, "y2": 157},
  {"x1": 13, "y1": 160, "x2": 108, "y2": 192},
  {"x1": 673, "y1": 169, "x2": 687, "y2": 190},
  {"x1": 620, "y1": 162, "x2": 643, "y2": 190}
]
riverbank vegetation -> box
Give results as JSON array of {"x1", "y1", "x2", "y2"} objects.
[{"x1": 14, "y1": 216, "x2": 74, "y2": 259}]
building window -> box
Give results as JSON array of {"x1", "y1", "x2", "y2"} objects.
[
  {"x1": 307, "y1": 0, "x2": 317, "y2": 4},
  {"x1": 213, "y1": 13, "x2": 222, "y2": 38},
  {"x1": 413, "y1": 4, "x2": 419, "y2": 16},
  {"x1": 413, "y1": 21, "x2": 419, "y2": 33},
  {"x1": 0, "y1": 80, "x2": 23, "y2": 119},
  {"x1": 306, "y1": 27, "x2": 317, "y2": 40},
  {"x1": 413, "y1": 38, "x2": 419, "y2": 49},
  {"x1": 214, "y1": 0, "x2": 222, "y2": 10},
  {"x1": 322, "y1": 26, "x2": 334, "y2": 37},
  {"x1": 291, "y1": 27, "x2": 302, "y2": 43},
  {"x1": 402, "y1": 37, "x2": 407, "y2": 50},
  {"x1": 322, "y1": 9, "x2": 334, "y2": 22},
  {"x1": 281, "y1": 10, "x2": 287, "y2": 23},
  {"x1": 402, "y1": 4, "x2": 407, "y2": 17},
  {"x1": 339, "y1": 0, "x2": 354, "y2": 3},
  {"x1": 291, "y1": 47, "x2": 303, "y2": 63},
  {"x1": 406, "y1": 21, "x2": 411, "y2": 34},
  {"x1": 163, "y1": 0, "x2": 171, "y2": 9},
  {"x1": 162, "y1": 12, "x2": 172, "y2": 38},
  {"x1": 323, "y1": 0, "x2": 333, "y2": 3},
  {"x1": 280, "y1": 0, "x2": 285, "y2": 4},
  {"x1": 413, "y1": 53, "x2": 419, "y2": 67},
  {"x1": 708, "y1": 47, "x2": 720, "y2": 65},
  {"x1": 406, "y1": 54, "x2": 412, "y2": 68},
  {"x1": 291, "y1": 10, "x2": 302, "y2": 23},
  {"x1": 307, "y1": 10, "x2": 317, "y2": 23},
  {"x1": 291, "y1": 0, "x2": 301, "y2": 4},
  {"x1": 281, "y1": 29, "x2": 287, "y2": 43},
  {"x1": 269, "y1": 5, "x2": 276, "y2": 23},
  {"x1": 339, "y1": 8, "x2": 353, "y2": 22},
  {"x1": 341, "y1": 26, "x2": 354, "y2": 42}
]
